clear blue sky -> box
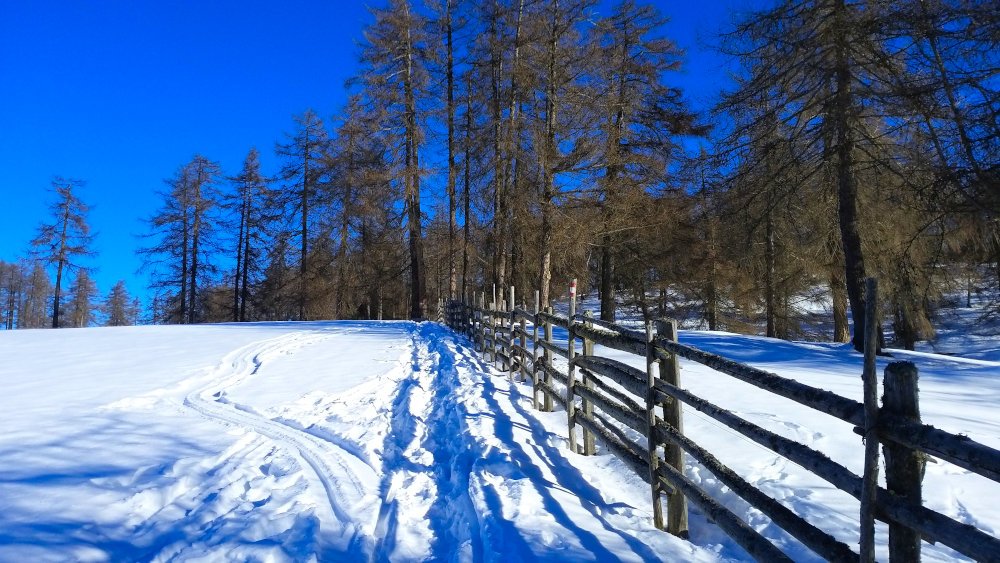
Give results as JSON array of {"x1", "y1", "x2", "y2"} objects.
[{"x1": 0, "y1": 0, "x2": 741, "y2": 305}]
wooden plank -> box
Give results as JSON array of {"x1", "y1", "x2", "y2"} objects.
[
  {"x1": 574, "y1": 322, "x2": 648, "y2": 357},
  {"x1": 537, "y1": 338, "x2": 570, "y2": 360},
  {"x1": 651, "y1": 342, "x2": 866, "y2": 426},
  {"x1": 653, "y1": 463, "x2": 793, "y2": 562},
  {"x1": 654, "y1": 377, "x2": 1000, "y2": 561},
  {"x1": 572, "y1": 355, "x2": 646, "y2": 399},
  {"x1": 876, "y1": 414, "x2": 1000, "y2": 482},
  {"x1": 536, "y1": 380, "x2": 567, "y2": 409},
  {"x1": 538, "y1": 360, "x2": 568, "y2": 385},
  {"x1": 653, "y1": 420, "x2": 858, "y2": 562},
  {"x1": 574, "y1": 381, "x2": 645, "y2": 436},
  {"x1": 574, "y1": 409, "x2": 655, "y2": 490},
  {"x1": 536, "y1": 310, "x2": 569, "y2": 328},
  {"x1": 586, "y1": 369, "x2": 645, "y2": 420}
]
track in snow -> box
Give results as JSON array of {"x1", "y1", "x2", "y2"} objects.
[{"x1": 182, "y1": 329, "x2": 381, "y2": 556}]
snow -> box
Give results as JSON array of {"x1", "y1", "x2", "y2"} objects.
[{"x1": 1, "y1": 318, "x2": 997, "y2": 561}]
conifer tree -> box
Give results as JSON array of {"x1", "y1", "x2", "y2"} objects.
[
  {"x1": 31, "y1": 178, "x2": 94, "y2": 328},
  {"x1": 103, "y1": 280, "x2": 135, "y2": 326},
  {"x1": 66, "y1": 269, "x2": 98, "y2": 328},
  {"x1": 276, "y1": 110, "x2": 331, "y2": 321}
]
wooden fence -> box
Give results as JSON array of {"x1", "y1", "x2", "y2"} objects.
[{"x1": 441, "y1": 280, "x2": 1000, "y2": 562}]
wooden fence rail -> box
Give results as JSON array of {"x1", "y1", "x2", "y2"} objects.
[{"x1": 441, "y1": 280, "x2": 1000, "y2": 562}]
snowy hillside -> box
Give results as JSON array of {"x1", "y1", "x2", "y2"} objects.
[{"x1": 1, "y1": 320, "x2": 997, "y2": 561}]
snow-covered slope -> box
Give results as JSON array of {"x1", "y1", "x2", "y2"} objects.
[
  {"x1": 0, "y1": 321, "x2": 707, "y2": 562},
  {"x1": 1, "y1": 320, "x2": 997, "y2": 561}
]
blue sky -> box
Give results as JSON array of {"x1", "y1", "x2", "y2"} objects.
[{"x1": 0, "y1": 0, "x2": 741, "y2": 305}]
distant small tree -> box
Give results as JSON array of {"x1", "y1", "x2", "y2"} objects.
[
  {"x1": 103, "y1": 280, "x2": 135, "y2": 326},
  {"x1": 31, "y1": 178, "x2": 94, "y2": 328},
  {"x1": 0, "y1": 261, "x2": 23, "y2": 330},
  {"x1": 18, "y1": 262, "x2": 52, "y2": 329},
  {"x1": 66, "y1": 269, "x2": 98, "y2": 328}
]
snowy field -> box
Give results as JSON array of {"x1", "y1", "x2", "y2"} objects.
[{"x1": 1, "y1": 319, "x2": 997, "y2": 561}]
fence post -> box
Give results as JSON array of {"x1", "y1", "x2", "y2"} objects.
[
  {"x1": 582, "y1": 311, "x2": 596, "y2": 455},
  {"x1": 519, "y1": 298, "x2": 528, "y2": 383},
  {"x1": 657, "y1": 318, "x2": 689, "y2": 538},
  {"x1": 860, "y1": 277, "x2": 880, "y2": 563},
  {"x1": 531, "y1": 290, "x2": 540, "y2": 409},
  {"x1": 883, "y1": 361, "x2": 924, "y2": 563},
  {"x1": 543, "y1": 306, "x2": 554, "y2": 412},
  {"x1": 478, "y1": 292, "x2": 486, "y2": 354},
  {"x1": 489, "y1": 296, "x2": 497, "y2": 366},
  {"x1": 509, "y1": 286, "x2": 516, "y2": 381},
  {"x1": 567, "y1": 279, "x2": 578, "y2": 454},
  {"x1": 645, "y1": 320, "x2": 665, "y2": 530}
]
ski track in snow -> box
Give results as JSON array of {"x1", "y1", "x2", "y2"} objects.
[{"x1": 181, "y1": 329, "x2": 381, "y2": 557}]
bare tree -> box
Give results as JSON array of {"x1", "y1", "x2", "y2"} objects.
[
  {"x1": 66, "y1": 269, "x2": 98, "y2": 328},
  {"x1": 356, "y1": 0, "x2": 430, "y2": 319},
  {"x1": 31, "y1": 178, "x2": 94, "y2": 329},
  {"x1": 140, "y1": 155, "x2": 222, "y2": 324},
  {"x1": 276, "y1": 110, "x2": 331, "y2": 321}
]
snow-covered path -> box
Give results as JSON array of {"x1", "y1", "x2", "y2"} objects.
[{"x1": 0, "y1": 321, "x2": 704, "y2": 562}]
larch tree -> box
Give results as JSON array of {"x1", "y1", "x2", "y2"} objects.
[
  {"x1": 589, "y1": 1, "x2": 703, "y2": 322},
  {"x1": 103, "y1": 280, "x2": 135, "y2": 326},
  {"x1": 31, "y1": 178, "x2": 94, "y2": 329},
  {"x1": 0, "y1": 261, "x2": 23, "y2": 330},
  {"x1": 527, "y1": 0, "x2": 596, "y2": 308},
  {"x1": 356, "y1": 0, "x2": 429, "y2": 319},
  {"x1": 227, "y1": 147, "x2": 273, "y2": 322},
  {"x1": 276, "y1": 110, "x2": 331, "y2": 321},
  {"x1": 719, "y1": 0, "x2": 897, "y2": 351},
  {"x1": 140, "y1": 155, "x2": 222, "y2": 324},
  {"x1": 66, "y1": 269, "x2": 98, "y2": 328},
  {"x1": 19, "y1": 262, "x2": 52, "y2": 329}
]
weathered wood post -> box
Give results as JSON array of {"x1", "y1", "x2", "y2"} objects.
[
  {"x1": 883, "y1": 361, "x2": 924, "y2": 563},
  {"x1": 860, "y1": 277, "x2": 880, "y2": 563},
  {"x1": 581, "y1": 311, "x2": 596, "y2": 455},
  {"x1": 656, "y1": 318, "x2": 689, "y2": 538},
  {"x1": 509, "y1": 286, "x2": 516, "y2": 381},
  {"x1": 478, "y1": 292, "x2": 486, "y2": 354},
  {"x1": 489, "y1": 295, "x2": 497, "y2": 366},
  {"x1": 566, "y1": 278, "x2": 578, "y2": 454},
  {"x1": 645, "y1": 320, "x2": 665, "y2": 530},
  {"x1": 519, "y1": 294, "x2": 528, "y2": 383},
  {"x1": 531, "y1": 290, "x2": 540, "y2": 408},
  {"x1": 543, "y1": 306, "x2": 554, "y2": 412}
]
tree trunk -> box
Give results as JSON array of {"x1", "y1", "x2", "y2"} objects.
[
  {"x1": 538, "y1": 0, "x2": 559, "y2": 310},
  {"x1": 446, "y1": 0, "x2": 457, "y2": 300},
  {"x1": 461, "y1": 73, "x2": 473, "y2": 301},
  {"x1": 831, "y1": 263, "x2": 850, "y2": 342},
  {"x1": 600, "y1": 243, "x2": 615, "y2": 322},
  {"x1": 299, "y1": 145, "x2": 309, "y2": 321},
  {"x1": 404, "y1": 4, "x2": 426, "y2": 320},
  {"x1": 832, "y1": 0, "x2": 871, "y2": 353},
  {"x1": 765, "y1": 208, "x2": 776, "y2": 338}
]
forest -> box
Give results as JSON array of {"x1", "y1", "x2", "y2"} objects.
[{"x1": 0, "y1": 0, "x2": 996, "y2": 354}]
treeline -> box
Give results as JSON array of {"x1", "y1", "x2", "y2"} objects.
[
  {"x1": 0, "y1": 261, "x2": 140, "y2": 329},
  {"x1": 99, "y1": 0, "x2": 1000, "y2": 352},
  {"x1": 1, "y1": 178, "x2": 142, "y2": 330}
]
